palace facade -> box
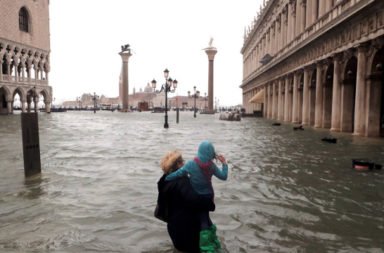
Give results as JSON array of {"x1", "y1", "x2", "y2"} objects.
[
  {"x1": 0, "y1": 0, "x2": 52, "y2": 114},
  {"x1": 241, "y1": 0, "x2": 384, "y2": 137}
]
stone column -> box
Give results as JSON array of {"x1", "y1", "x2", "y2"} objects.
[
  {"x1": 302, "y1": 67, "x2": 310, "y2": 125},
  {"x1": 268, "y1": 84, "x2": 272, "y2": 118},
  {"x1": 295, "y1": 0, "x2": 301, "y2": 36},
  {"x1": 281, "y1": 6, "x2": 287, "y2": 48},
  {"x1": 287, "y1": 2, "x2": 293, "y2": 43},
  {"x1": 306, "y1": 0, "x2": 312, "y2": 28},
  {"x1": 291, "y1": 1, "x2": 297, "y2": 40},
  {"x1": 272, "y1": 82, "x2": 277, "y2": 119},
  {"x1": 45, "y1": 102, "x2": 51, "y2": 113},
  {"x1": 325, "y1": 0, "x2": 333, "y2": 13},
  {"x1": 300, "y1": 0, "x2": 306, "y2": 33},
  {"x1": 21, "y1": 99, "x2": 26, "y2": 113},
  {"x1": 314, "y1": 63, "x2": 323, "y2": 128},
  {"x1": 7, "y1": 100, "x2": 12, "y2": 114},
  {"x1": 119, "y1": 49, "x2": 132, "y2": 112},
  {"x1": 284, "y1": 77, "x2": 290, "y2": 121},
  {"x1": 330, "y1": 54, "x2": 342, "y2": 132},
  {"x1": 277, "y1": 15, "x2": 282, "y2": 51},
  {"x1": 13, "y1": 54, "x2": 20, "y2": 82},
  {"x1": 353, "y1": 45, "x2": 368, "y2": 135},
  {"x1": 205, "y1": 46, "x2": 217, "y2": 114},
  {"x1": 311, "y1": 0, "x2": 318, "y2": 25},
  {"x1": 292, "y1": 73, "x2": 299, "y2": 123},
  {"x1": 319, "y1": 0, "x2": 326, "y2": 17},
  {"x1": 27, "y1": 58, "x2": 32, "y2": 82},
  {"x1": 365, "y1": 72, "x2": 382, "y2": 137},
  {"x1": 277, "y1": 79, "x2": 283, "y2": 120},
  {"x1": 263, "y1": 84, "x2": 268, "y2": 117}
]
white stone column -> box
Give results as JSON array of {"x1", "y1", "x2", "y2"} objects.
[
  {"x1": 306, "y1": 0, "x2": 312, "y2": 27},
  {"x1": 300, "y1": 0, "x2": 307, "y2": 33},
  {"x1": 21, "y1": 99, "x2": 26, "y2": 113},
  {"x1": 325, "y1": 0, "x2": 333, "y2": 13},
  {"x1": 311, "y1": 0, "x2": 318, "y2": 25},
  {"x1": 365, "y1": 72, "x2": 382, "y2": 137},
  {"x1": 268, "y1": 84, "x2": 273, "y2": 118},
  {"x1": 45, "y1": 102, "x2": 51, "y2": 113},
  {"x1": 119, "y1": 49, "x2": 132, "y2": 112},
  {"x1": 205, "y1": 46, "x2": 218, "y2": 114},
  {"x1": 353, "y1": 45, "x2": 368, "y2": 135},
  {"x1": 287, "y1": 2, "x2": 293, "y2": 43},
  {"x1": 330, "y1": 54, "x2": 342, "y2": 132},
  {"x1": 319, "y1": 0, "x2": 326, "y2": 17},
  {"x1": 283, "y1": 77, "x2": 288, "y2": 121},
  {"x1": 263, "y1": 85, "x2": 268, "y2": 117},
  {"x1": 278, "y1": 16, "x2": 282, "y2": 51},
  {"x1": 295, "y1": 0, "x2": 301, "y2": 36},
  {"x1": 271, "y1": 82, "x2": 276, "y2": 119},
  {"x1": 314, "y1": 63, "x2": 323, "y2": 128},
  {"x1": 283, "y1": 7, "x2": 288, "y2": 48},
  {"x1": 7, "y1": 100, "x2": 12, "y2": 114},
  {"x1": 302, "y1": 67, "x2": 310, "y2": 125},
  {"x1": 292, "y1": 1, "x2": 297, "y2": 40},
  {"x1": 13, "y1": 54, "x2": 19, "y2": 82},
  {"x1": 277, "y1": 79, "x2": 283, "y2": 121},
  {"x1": 292, "y1": 73, "x2": 299, "y2": 123}
]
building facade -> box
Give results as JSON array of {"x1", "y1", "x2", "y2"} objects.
[
  {"x1": 241, "y1": 0, "x2": 384, "y2": 137},
  {"x1": 0, "y1": 0, "x2": 52, "y2": 114}
]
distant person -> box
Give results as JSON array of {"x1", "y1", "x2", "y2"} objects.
[
  {"x1": 165, "y1": 141, "x2": 228, "y2": 252},
  {"x1": 155, "y1": 150, "x2": 215, "y2": 253}
]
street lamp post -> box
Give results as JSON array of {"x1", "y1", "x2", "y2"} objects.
[
  {"x1": 92, "y1": 92, "x2": 99, "y2": 113},
  {"x1": 189, "y1": 86, "x2": 200, "y2": 118},
  {"x1": 76, "y1": 96, "x2": 82, "y2": 110},
  {"x1": 151, "y1": 69, "x2": 178, "y2": 128},
  {"x1": 204, "y1": 92, "x2": 207, "y2": 111}
]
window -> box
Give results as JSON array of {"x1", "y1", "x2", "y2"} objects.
[{"x1": 19, "y1": 7, "x2": 29, "y2": 32}]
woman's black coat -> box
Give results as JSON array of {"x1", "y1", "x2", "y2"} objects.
[{"x1": 156, "y1": 174, "x2": 215, "y2": 253}]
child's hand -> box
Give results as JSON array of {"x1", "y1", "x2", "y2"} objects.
[{"x1": 216, "y1": 154, "x2": 227, "y2": 164}]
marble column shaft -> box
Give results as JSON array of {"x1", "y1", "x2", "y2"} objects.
[
  {"x1": 284, "y1": 77, "x2": 290, "y2": 121},
  {"x1": 330, "y1": 56, "x2": 341, "y2": 131},
  {"x1": 314, "y1": 63, "x2": 323, "y2": 128},
  {"x1": 353, "y1": 46, "x2": 367, "y2": 135},
  {"x1": 302, "y1": 68, "x2": 310, "y2": 125}
]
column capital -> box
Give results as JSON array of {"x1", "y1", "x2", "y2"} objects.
[
  {"x1": 204, "y1": 47, "x2": 217, "y2": 61},
  {"x1": 355, "y1": 42, "x2": 370, "y2": 52},
  {"x1": 372, "y1": 37, "x2": 384, "y2": 50},
  {"x1": 304, "y1": 64, "x2": 315, "y2": 72},
  {"x1": 119, "y1": 51, "x2": 132, "y2": 62},
  {"x1": 331, "y1": 52, "x2": 343, "y2": 62}
]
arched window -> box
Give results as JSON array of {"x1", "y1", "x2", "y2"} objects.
[{"x1": 19, "y1": 7, "x2": 29, "y2": 32}]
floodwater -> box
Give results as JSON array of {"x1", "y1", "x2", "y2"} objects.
[{"x1": 0, "y1": 111, "x2": 383, "y2": 253}]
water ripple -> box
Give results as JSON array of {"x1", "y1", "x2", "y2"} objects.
[{"x1": 0, "y1": 112, "x2": 383, "y2": 252}]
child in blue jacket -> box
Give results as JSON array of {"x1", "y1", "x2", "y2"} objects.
[{"x1": 165, "y1": 140, "x2": 228, "y2": 252}]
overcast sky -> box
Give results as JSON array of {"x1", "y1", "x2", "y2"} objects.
[{"x1": 49, "y1": 0, "x2": 263, "y2": 106}]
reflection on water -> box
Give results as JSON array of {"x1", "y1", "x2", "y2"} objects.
[{"x1": 0, "y1": 111, "x2": 383, "y2": 252}]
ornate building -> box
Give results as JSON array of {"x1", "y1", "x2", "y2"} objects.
[
  {"x1": 241, "y1": 0, "x2": 384, "y2": 137},
  {"x1": 0, "y1": 0, "x2": 52, "y2": 114}
]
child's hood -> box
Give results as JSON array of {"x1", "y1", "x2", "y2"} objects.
[{"x1": 196, "y1": 140, "x2": 215, "y2": 163}]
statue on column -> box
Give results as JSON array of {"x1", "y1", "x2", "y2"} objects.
[{"x1": 121, "y1": 44, "x2": 130, "y2": 53}]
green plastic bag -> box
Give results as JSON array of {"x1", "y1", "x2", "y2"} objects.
[{"x1": 199, "y1": 224, "x2": 221, "y2": 253}]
